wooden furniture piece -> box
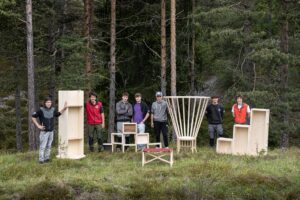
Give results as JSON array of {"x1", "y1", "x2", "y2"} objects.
[
  {"x1": 216, "y1": 138, "x2": 233, "y2": 154},
  {"x1": 216, "y1": 108, "x2": 270, "y2": 156},
  {"x1": 142, "y1": 148, "x2": 174, "y2": 167},
  {"x1": 164, "y1": 96, "x2": 210, "y2": 153},
  {"x1": 111, "y1": 123, "x2": 137, "y2": 152},
  {"x1": 232, "y1": 125, "x2": 250, "y2": 155},
  {"x1": 57, "y1": 90, "x2": 85, "y2": 159},
  {"x1": 135, "y1": 133, "x2": 162, "y2": 150},
  {"x1": 248, "y1": 109, "x2": 270, "y2": 156}
]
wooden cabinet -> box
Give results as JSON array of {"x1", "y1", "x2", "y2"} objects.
[{"x1": 57, "y1": 90, "x2": 85, "y2": 159}]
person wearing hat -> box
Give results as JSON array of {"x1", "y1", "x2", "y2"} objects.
[
  {"x1": 205, "y1": 96, "x2": 225, "y2": 147},
  {"x1": 151, "y1": 92, "x2": 169, "y2": 148}
]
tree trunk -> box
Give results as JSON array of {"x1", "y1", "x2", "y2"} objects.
[
  {"x1": 190, "y1": 0, "x2": 196, "y2": 94},
  {"x1": 241, "y1": 0, "x2": 254, "y2": 89},
  {"x1": 15, "y1": 57, "x2": 22, "y2": 152},
  {"x1": 161, "y1": 0, "x2": 167, "y2": 95},
  {"x1": 170, "y1": 0, "x2": 176, "y2": 96},
  {"x1": 83, "y1": 0, "x2": 93, "y2": 92},
  {"x1": 280, "y1": 0, "x2": 289, "y2": 149},
  {"x1": 48, "y1": 10, "x2": 56, "y2": 101},
  {"x1": 26, "y1": 0, "x2": 36, "y2": 151},
  {"x1": 108, "y1": 0, "x2": 116, "y2": 141}
]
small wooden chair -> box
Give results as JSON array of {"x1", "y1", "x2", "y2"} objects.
[{"x1": 142, "y1": 148, "x2": 173, "y2": 167}]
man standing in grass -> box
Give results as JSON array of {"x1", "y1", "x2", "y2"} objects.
[
  {"x1": 133, "y1": 93, "x2": 150, "y2": 150},
  {"x1": 32, "y1": 97, "x2": 68, "y2": 164},
  {"x1": 232, "y1": 95, "x2": 250, "y2": 124},
  {"x1": 116, "y1": 92, "x2": 133, "y2": 147},
  {"x1": 85, "y1": 92, "x2": 105, "y2": 152},
  {"x1": 206, "y1": 96, "x2": 225, "y2": 147},
  {"x1": 151, "y1": 91, "x2": 169, "y2": 148}
]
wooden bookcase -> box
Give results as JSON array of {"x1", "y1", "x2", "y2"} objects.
[
  {"x1": 57, "y1": 90, "x2": 85, "y2": 159},
  {"x1": 216, "y1": 138, "x2": 233, "y2": 154},
  {"x1": 232, "y1": 125, "x2": 249, "y2": 155},
  {"x1": 248, "y1": 109, "x2": 270, "y2": 156}
]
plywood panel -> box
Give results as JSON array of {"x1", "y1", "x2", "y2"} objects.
[
  {"x1": 57, "y1": 90, "x2": 85, "y2": 159},
  {"x1": 232, "y1": 125, "x2": 249, "y2": 155},
  {"x1": 216, "y1": 138, "x2": 233, "y2": 154},
  {"x1": 248, "y1": 109, "x2": 269, "y2": 155},
  {"x1": 123, "y1": 123, "x2": 137, "y2": 133},
  {"x1": 136, "y1": 133, "x2": 149, "y2": 144},
  {"x1": 67, "y1": 140, "x2": 84, "y2": 159},
  {"x1": 67, "y1": 107, "x2": 83, "y2": 139}
]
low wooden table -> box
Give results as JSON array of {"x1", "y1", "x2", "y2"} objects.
[{"x1": 142, "y1": 148, "x2": 174, "y2": 167}]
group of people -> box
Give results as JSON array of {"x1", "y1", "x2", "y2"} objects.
[
  {"x1": 32, "y1": 91, "x2": 169, "y2": 163},
  {"x1": 205, "y1": 95, "x2": 250, "y2": 147},
  {"x1": 31, "y1": 92, "x2": 250, "y2": 164}
]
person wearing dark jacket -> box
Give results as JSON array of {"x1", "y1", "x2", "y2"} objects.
[
  {"x1": 205, "y1": 96, "x2": 225, "y2": 147},
  {"x1": 32, "y1": 97, "x2": 67, "y2": 164}
]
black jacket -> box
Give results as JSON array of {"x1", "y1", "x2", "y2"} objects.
[
  {"x1": 206, "y1": 104, "x2": 225, "y2": 124},
  {"x1": 32, "y1": 107, "x2": 61, "y2": 131}
]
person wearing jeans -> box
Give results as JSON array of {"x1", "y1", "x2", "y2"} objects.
[
  {"x1": 132, "y1": 93, "x2": 150, "y2": 150},
  {"x1": 151, "y1": 91, "x2": 168, "y2": 148},
  {"x1": 32, "y1": 97, "x2": 67, "y2": 164},
  {"x1": 205, "y1": 96, "x2": 225, "y2": 147}
]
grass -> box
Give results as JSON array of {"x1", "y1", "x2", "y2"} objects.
[{"x1": 0, "y1": 146, "x2": 299, "y2": 200}]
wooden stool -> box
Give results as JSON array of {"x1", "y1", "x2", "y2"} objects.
[{"x1": 142, "y1": 148, "x2": 174, "y2": 167}]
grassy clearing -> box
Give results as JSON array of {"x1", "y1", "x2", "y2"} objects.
[{"x1": 0, "y1": 147, "x2": 299, "y2": 200}]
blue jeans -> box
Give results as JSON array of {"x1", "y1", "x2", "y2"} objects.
[
  {"x1": 39, "y1": 131, "x2": 53, "y2": 162},
  {"x1": 137, "y1": 123, "x2": 146, "y2": 149},
  {"x1": 208, "y1": 124, "x2": 223, "y2": 139}
]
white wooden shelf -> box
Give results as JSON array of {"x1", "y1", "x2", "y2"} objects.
[{"x1": 57, "y1": 90, "x2": 85, "y2": 159}]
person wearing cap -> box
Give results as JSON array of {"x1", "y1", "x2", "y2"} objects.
[
  {"x1": 132, "y1": 93, "x2": 150, "y2": 150},
  {"x1": 205, "y1": 96, "x2": 225, "y2": 147},
  {"x1": 85, "y1": 92, "x2": 105, "y2": 152},
  {"x1": 232, "y1": 95, "x2": 250, "y2": 124},
  {"x1": 151, "y1": 92, "x2": 169, "y2": 148}
]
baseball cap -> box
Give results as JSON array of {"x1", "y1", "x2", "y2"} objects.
[{"x1": 156, "y1": 91, "x2": 163, "y2": 97}]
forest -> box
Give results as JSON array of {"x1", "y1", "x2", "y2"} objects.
[{"x1": 0, "y1": 0, "x2": 300, "y2": 151}]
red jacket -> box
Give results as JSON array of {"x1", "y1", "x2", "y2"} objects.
[
  {"x1": 86, "y1": 101, "x2": 103, "y2": 125},
  {"x1": 233, "y1": 103, "x2": 248, "y2": 124}
]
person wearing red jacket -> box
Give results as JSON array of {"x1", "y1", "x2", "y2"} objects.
[
  {"x1": 231, "y1": 95, "x2": 250, "y2": 124},
  {"x1": 86, "y1": 92, "x2": 105, "y2": 152}
]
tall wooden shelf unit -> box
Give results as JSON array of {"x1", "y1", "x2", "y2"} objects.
[
  {"x1": 217, "y1": 108, "x2": 270, "y2": 156},
  {"x1": 57, "y1": 90, "x2": 85, "y2": 159}
]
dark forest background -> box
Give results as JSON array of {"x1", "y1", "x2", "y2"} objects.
[{"x1": 0, "y1": 0, "x2": 299, "y2": 151}]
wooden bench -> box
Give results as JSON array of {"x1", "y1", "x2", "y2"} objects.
[{"x1": 142, "y1": 148, "x2": 174, "y2": 167}]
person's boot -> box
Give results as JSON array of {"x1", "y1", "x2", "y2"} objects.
[
  {"x1": 98, "y1": 139, "x2": 103, "y2": 152},
  {"x1": 209, "y1": 138, "x2": 214, "y2": 147}
]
